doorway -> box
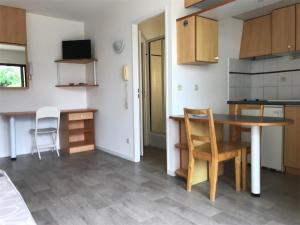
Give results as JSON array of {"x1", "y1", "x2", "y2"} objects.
[{"x1": 138, "y1": 13, "x2": 166, "y2": 166}]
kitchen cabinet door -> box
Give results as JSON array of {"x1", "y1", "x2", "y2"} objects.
[
  {"x1": 272, "y1": 5, "x2": 295, "y2": 54},
  {"x1": 177, "y1": 15, "x2": 218, "y2": 64},
  {"x1": 196, "y1": 16, "x2": 218, "y2": 63},
  {"x1": 240, "y1": 15, "x2": 271, "y2": 59},
  {"x1": 296, "y1": 4, "x2": 300, "y2": 51},
  {"x1": 0, "y1": 5, "x2": 26, "y2": 45}
]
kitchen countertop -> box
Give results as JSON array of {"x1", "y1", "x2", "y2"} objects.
[{"x1": 227, "y1": 100, "x2": 300, "y2": 105}]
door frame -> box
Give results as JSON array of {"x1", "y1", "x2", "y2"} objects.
[{"x1": 132, "y1": 8, "x2": 169, "y2": 163}]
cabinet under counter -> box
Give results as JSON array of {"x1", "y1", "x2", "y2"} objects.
[{"x1": 228, "y1": 102, "x2": 300, "y2": 176}]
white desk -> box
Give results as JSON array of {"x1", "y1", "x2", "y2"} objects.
[{"x1": 1, "y1": 109, "x2": 97, "y2": 159}]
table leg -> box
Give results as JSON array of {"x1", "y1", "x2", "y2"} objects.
[
  {"x1": 251, "y1": 125, "x2": 260, "y2": 197},
  {"x1": 9, "y1": 116, "x2": 17, "y2": 160}
]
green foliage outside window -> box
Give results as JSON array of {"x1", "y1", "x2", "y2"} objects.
[{"x1": 0, "y1": 65, "x2": 22, "y2": 87}]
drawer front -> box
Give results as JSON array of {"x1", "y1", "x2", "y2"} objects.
[
  {"x1": 68, "y1": 112, "x2": 93, "y2": 121},
  {"x1": 69, "y1": 144, "x2": 95, "y2": 154}
]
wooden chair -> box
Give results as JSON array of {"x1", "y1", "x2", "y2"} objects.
[
  {"x1": 233, "y1": 104, "x2": 264, "y2": 190},
  {"x1": 184, "y1": 108, "x2": 242, "y2": 201}
]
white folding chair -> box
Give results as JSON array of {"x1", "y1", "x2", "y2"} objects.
[{"x1": 30, "y1": 107, "x2": 60, "y2": 160}]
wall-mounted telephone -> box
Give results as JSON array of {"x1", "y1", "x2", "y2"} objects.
[
  {"x1": 122, "y1": 65, "x2": 129, "y2": 81},
  {"x1": 123, "y1": 65, "x2": 129, "y2": 109}
]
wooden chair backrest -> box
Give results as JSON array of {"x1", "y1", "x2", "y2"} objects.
[
  {"x1": 184, "y1": 108, "x2": 218, "y2": 157},
  {"x1": 234, "y1": 104, "x2": 264, "y2": 133}
]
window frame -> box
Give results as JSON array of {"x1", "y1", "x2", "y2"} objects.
[{"x1": 0, "y1": 62, "x2": 27, "y2": 89}]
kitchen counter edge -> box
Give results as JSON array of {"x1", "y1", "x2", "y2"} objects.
[{"x1": 227, "y1": 101, "x2": 300, "y2": 105}]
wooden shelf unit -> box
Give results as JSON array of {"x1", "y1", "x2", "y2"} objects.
[
  {"x1": 60, "y1": 110, "x2": 96, "y2": 154},
  {"x1": 172, "y1": 118, "x2": 224, "y2": 185},
  {"x1": 175, "y1": 168, "x2": 188, "y2": 179}
]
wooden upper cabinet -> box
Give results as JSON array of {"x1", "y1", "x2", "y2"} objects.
[
  {"x1": 240, "y1": 15, "x2": 272, "y2": 59},
  {"x1": 185, "y1": 0, "x2": 203, "y2": 8},
  {"x1": 296, "y1": 4, "x2": 300, "y2": 51},
  {"x1": 272, "y1": 5, "x2": 295, "y2": 54},
  {"x1": 177, "y1": 15, "x2": 218, "y2": 65},
  {"x1": 0, "y1": 5, "x2": 27, "y2": 45}
]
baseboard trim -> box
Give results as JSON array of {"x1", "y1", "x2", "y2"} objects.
[{"x1": 96, "y1": 146, "x2": 135, "y2": 162}]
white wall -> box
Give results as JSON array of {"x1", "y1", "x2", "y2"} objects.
[
  {"x1": 85, "y1": 0, "x2": 170, "y2": 161},
  {"x1": 84, "y1": 0, "x2": 244, "y2": 175},
  {"x1": 0, "y1": 13, "x2": 86, "y2": 157}
]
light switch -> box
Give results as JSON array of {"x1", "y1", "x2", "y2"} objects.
[
  {"x1": 194, "y1": 85, "x2": 199, "y2": 91},
  {"x1": 177, "y1": 85, "x2": 183, "y2": 91}
]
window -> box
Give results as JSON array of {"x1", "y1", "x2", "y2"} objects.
[{"x1": 0, "y1": 63, "x2": 27, "y2": 88}]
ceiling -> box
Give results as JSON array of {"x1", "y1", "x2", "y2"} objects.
[
  {"x1": 0, "y1": 0, "x2": 297, "y2": 22},
  {"x1": 0, "y1": 0, "x2": 127, "y2": 21},
  {"x1": 201, "y1": 0, "x2": 284, "y2": 20},
  {"x1": 234, "y1": 0, "x2": 300, "y2": 20}
]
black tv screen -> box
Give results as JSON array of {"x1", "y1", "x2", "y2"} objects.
[{"x1": 62, "y1": 40, "x2": 91, "y2": 59}]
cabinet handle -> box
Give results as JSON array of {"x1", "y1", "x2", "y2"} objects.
[
  {"x1": 183, "y1": 20, "x2": 189, "y2": 27},
  {"x1": 288, "y1": 45, "x2": 292, "y2": 49}
]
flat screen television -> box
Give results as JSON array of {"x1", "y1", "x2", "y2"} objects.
[{"x1": 62, "y1": 40, "x2": 91, "y2": 59}]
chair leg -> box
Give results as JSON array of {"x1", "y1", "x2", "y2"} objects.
[
  {"x1": 208, "y1": 161, "x2": 212, "y2": 183},
  {"x1": 34, "y1": 134, "x2": 41, "y2": 160},
  {"x1": 235, "y1": 151, "x2": 241, "y2": 192},
  {"x1": 32, "y1": 135, "x2": 35, "y2": 155},
  {"x1": 52, "y1": 133, "x2": 60, "y2": 157},
  {"x1": 210, "y1": 159, "x2": 218, "y2": 202},
  {"x1": 242, "y1": 148, "x2": 248, "y2": 191},
  {"x1": 37, "y1": 146, "x2": 41, "y2": 160},
  {"x1": 186, "y1": 157, "x2": 195, "y2": 192}
]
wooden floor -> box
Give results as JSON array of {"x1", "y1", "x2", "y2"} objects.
[{"x1": 0, "y1": 147, "x2": 299, "y2": 225}]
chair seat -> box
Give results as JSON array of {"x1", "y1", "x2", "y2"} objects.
[
  {"x1": 193, "y1": 142, "x2": 241, "y2": 162},
  {"x1": 30, "y1": 128, "x2": 57, "y2": 134}
]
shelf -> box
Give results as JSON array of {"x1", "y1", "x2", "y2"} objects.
[
  {"x1": 56, "y1": 84, "x2": 99, "y2": 88},
  {"x1": 69, "y1": 128, "x2": 93, "y2": 135},
  {"x1": 69, "y1": 141, "x2": 95, "y2": 154},
  {"x1": 69, "y1": 140, "x2": 93, "y2": 147},
  {"x1": 175, "y1": 168, "x2": 188, "y2": 179},
  {"x1": 54, "y1": 59, "x2": 98, "y2": 64}
]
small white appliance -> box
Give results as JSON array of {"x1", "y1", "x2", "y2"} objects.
[{"x1": 242, "y1": 105, "x2": 284, "y2": 172}]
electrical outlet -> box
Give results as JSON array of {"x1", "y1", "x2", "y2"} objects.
[
  {"x1": 126, "y1": 138, "x2": 130, "y2": 144},
  {"x1": 194, "y1": 85, "x2": 199, "y2": 91},
  {"x1": 177, "y1": 84, "x2": 183, "y2": 91}
]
